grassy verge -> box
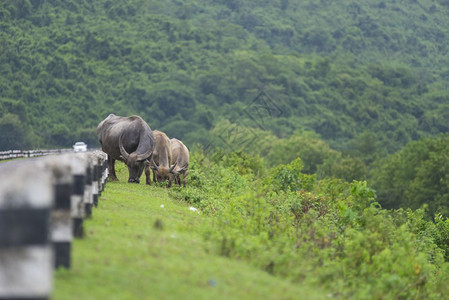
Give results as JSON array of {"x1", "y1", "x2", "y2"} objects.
[{"x1": 53, "y1": 163, "x2": 324, "y2": 299}]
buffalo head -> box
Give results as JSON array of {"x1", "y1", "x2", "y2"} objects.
[{"x1": 151, "y1": 159, "x2": 177, "y2": 185}]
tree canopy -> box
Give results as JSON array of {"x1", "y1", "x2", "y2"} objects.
[{"x1": 1, "y1": 0, "x2": 448, "y2": 150}]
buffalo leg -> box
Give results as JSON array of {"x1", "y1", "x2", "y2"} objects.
[
  {"x1": 145, "y1": 165, "x2": 152, "y2": 185},
  {"x1": 182, "y1": 170, "x2": 189, "y2": 187},
  {"x1": 173, "y1": 175, "x2": 181, "y2": 186},
  {"x1": 108, "y1": 158, "x2": 118, "y2": 181}
]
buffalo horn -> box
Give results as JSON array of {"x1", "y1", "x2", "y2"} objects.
[
  {"x1": 137, "y1": 147, "x2": 154, "y2": 162},
  {"x1": 169, "y1": 161, "x2": 178, "y2": 173},
  {"x1": 151, "y1": 157, "x2": 159, "y2": 171},
  {"x1": 118, "y1": 134, "x2": 130, "y2": 161}
]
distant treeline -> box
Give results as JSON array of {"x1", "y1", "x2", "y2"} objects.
[{"x1": 1, "y1": 0, "x2": 448, "y2": 151}]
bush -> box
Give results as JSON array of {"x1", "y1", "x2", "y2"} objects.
[
  {"x1": 267, "y1": 157, "x2": 316, "y2": 192},
  {"x1": 168, "y1": 148, "x2": 449, "y2": 298}
]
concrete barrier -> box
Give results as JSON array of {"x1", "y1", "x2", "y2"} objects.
[
  {"x1": 0, "y1": 148, "x2": 74, "y2": 161},
  {"x1": 0, "y1": 151, "x2": 108, "y2": 298},
  {"x1": 0, "y1": 161, "x2": 54, "y2": 299}
]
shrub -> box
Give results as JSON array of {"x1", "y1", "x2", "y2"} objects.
[
  {"x1": 267, "y1": 157, "x2": 316, "y2": 192},
  {"x1": 169, "y1": 149, "x2": 449, "y2": 298}
]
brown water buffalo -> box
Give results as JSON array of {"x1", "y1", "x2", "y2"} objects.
[
  {"x1": 97, "y1": 114, "x2": 154, "y2": 183},
  {"x1": 145, "y1": 130, "x2": 173, "y2": 186},
  {"x1": 168, "y1": 138, "x2": 189, "y2": 188}
]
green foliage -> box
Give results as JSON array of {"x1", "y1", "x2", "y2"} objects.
[
  {"x1": 433, "y1": 214, "x2": 449, "y2": 261},
  {"x1": 211, "y1": 149, "x2": 265, "y2": 177},
  {"x1": 265, "y1": 130, "x2": 337, "y2": 173},
  {"x1": 0, "y1": 113, "x2": 31, "y2": 150},
  {"x1": 370, "y1": 134, "x2": 449, "y2": 218},
  {"x1": 168, "y1": 148, "x2": 252, "y2": 214},
  {"x1": 168, "y1": 151, "x2": 449, "y2": 298},
  {"x1": 1, "y1": 0, "x2": 449, "y2": 155},
  {"x1": 209, "y1": 120, "x2": 369, "y2": 182},
  {"x1": 268, "y1": 158, "x2": 316, "y2": 192},
  {"x1": 318, "y1": 154, "x2": 367, "y2": 182}
]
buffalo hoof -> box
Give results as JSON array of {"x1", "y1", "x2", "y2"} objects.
[{"x1": 128, "y1": 179, "x2": 140, "y2": 184}]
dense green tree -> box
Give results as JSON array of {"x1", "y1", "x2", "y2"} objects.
[
  {"x1": 1, "y1": 0, "x2": 448, "y2": 153},
  {"x1": 370, "y1": 134, "x2": 449, "y2": 218},
  {"x1": 266, "y1": 130, "x2": 337, "y2": 173},
  {"x1": 318, "y1": 154, "x2": 367, "y2": 182},
  {"x1": 0, "y1": 113, "x2": 30, "y2": 150}
]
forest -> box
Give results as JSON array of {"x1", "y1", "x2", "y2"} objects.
[{"x1": 1, "y1": 1, "x2": 449, "y2": 218}]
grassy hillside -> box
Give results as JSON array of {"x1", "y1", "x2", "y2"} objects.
[
  {"x1": 54, "y1": 150, "x2": 449, "y2": 299},
  {"x1": 53, "y1": 162, "x2": 324, "y2": 300}
]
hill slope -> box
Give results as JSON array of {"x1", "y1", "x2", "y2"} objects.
[
  {"x1": 1, "y1": 0, "x2": 448, "y2": 153},
  {"x1": 54, "y1": 150, "x2": 449, "y2": 299},
  {"x1": 53, "y1": 163, "x2": 324, "y2": 299}
]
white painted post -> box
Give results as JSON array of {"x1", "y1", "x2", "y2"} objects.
[
  {"x1": 0, "y1": 163, "x2": 54, "y2": 299},
  {"x1": 92, "y1": 161, "x2": 99, "y2": 208},
  {"x1": 102, "y1": 155, "x2": 109, "y2": 191},
  {"x1": 91, "y1": 151, "x2": 108, "y2": 206},
  {"x1": 40, "y1": 157, "x2": 74, "y2": 269},
  {"x1": 83, "y1": 154, "x2": 94, "y2": 219},
  {"x1": 69, "y1": 155, "x2": 87, "y2": 238}
]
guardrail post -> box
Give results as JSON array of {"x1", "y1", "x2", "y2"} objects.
[
  {"x1": 52, "y1": 181, "x2": 73, "y2": 269},
  {"x1": 83, "y1": 155, "x2": 94, "y2": 219},
  {"x1": 43, "y1": 158, "x2": 74, "y2": 269},
  {"x1": 92, "y1": 163, "x2": 100, "y2": 208},
  {"x1": 91, "y1": 151, "x2": 108, "y2": 206},
  {"x1": 0, "y1": 150, "x2": 110, "y2": 295},
  {"x1": 70, "y1": 155, "x2": 87, "y2": 238},
  {"x1": 0, "y1": 163, "x2": 54, "y2": 299},
  {"x1": 102, "y1": 155, "x2": 109, "y2": 192}
]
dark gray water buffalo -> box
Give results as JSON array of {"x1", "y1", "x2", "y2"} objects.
[
  {"x1": 168, "y1": 138, "x2": 189, "y2": 188},
  {"x1": 97, "y1": 114, "x2": 154, "y2": 183},
  {"x1": 145, "y1": 130, "x2": 173, "y2": 186}
]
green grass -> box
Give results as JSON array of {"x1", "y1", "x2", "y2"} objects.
[{"x1": 53, "y1": 163, "x2": 325, "y2": 300}]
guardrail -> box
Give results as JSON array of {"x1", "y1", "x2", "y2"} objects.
[
  {"x1": 0, "y1": 149, "x2": 76, "y2": 161},
  {"x1": 0, "y1": 150, "x2": 108, "y2": 299}
]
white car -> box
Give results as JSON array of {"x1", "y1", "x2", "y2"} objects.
[{"x1": 73, "y1": 142, "x2": 87, "y2": 152}]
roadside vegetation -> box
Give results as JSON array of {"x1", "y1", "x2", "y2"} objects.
[
  {"x1": 53, "y1": 162, "x2": 324, "y2": 300},
  {"x1": 55, "y1": 148, "x2": 449, "y2": 299}
]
